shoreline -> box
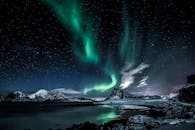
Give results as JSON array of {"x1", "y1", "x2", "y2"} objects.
[{"x1": 1, "y1": 100, "x2": 195, "y2": 130}]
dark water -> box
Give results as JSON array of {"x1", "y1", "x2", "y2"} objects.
[{"x1": 0, "y1": 105, "x2": 120, "y2": 130}]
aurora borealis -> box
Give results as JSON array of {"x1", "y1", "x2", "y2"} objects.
[
  {"x1": 83, "y1": 73, "x2": 118, "y2": 94},
  {"x1": 0, "y1": 0, "x2": 194, "y2": 96},
  {"x1": 41, "y1": 0, "x2": 99, "y2": 64},
  {"x1": 41, "y1": 0, "x2": 121, "y2": 94},
  {"x1": 40, "y1": 0, "x2": 147, "y2": 94}
]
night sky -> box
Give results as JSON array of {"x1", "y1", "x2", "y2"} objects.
[{"x1": 0, "y1": 0, "x2": 194, "y2": 95}]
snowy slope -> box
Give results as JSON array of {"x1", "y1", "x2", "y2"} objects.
[{"x1": 28, "y1": 89, "x2": 48, "y2": 99}]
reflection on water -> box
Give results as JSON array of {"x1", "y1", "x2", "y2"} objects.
[
  {"x1": 96, "y1": 105, "x2": 120, "y2": 123},
  {"x1": 0, "y1": 105, "x2": 121, "y2": 130},
  {"x1": 97, "y1": 112, "x2": 119, "y2": 123}
]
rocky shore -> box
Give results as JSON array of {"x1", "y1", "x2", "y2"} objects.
[{"x1": 66, "y1": 101, "x2": 195, "y2": 130}]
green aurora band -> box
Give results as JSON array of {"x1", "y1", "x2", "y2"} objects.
[
  {"x1": 41, "y1": 0, "x2": 119, "y2": 94},
  {"x1": 83, "y1": 59, "x2": 119, "y2": 94},
  {"x1": 83, "y1": 73, "x2": 118, "y2": 94},
  {"x1": 119, "y1": 1, "x2": 138, "y2": 68},
  {"x1": 41, "y1": 0, "x2": 99, "y2": 63},
  {"x1": 41, "y1": 0, "x2": 140, "y2": 94}
]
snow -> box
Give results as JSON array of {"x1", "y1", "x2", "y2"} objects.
[
  {"x1": 22, "y1": 88, "x2": 91, "y2": 102},
  {"x1": 28, "y1": 89, "x2": 48, "y2": 99},
  {"x1": 121, "y1": 105, "x2": 150, "y2": 110},
  {"x1": 92, "y1": 97, "x2": 106, "y2": 101},
  {"x1": 28, "y1": 88, "x2": 81, "y2": 100},
  {"x1": 50, "y1": 88, "x2": 81, "y2": 95}
]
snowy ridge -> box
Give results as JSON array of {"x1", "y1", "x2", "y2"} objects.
[
  {"x1": 50, "y1": 88, "x2": 81, "y2": 95},
  {"x1": 3, "y1": 88, "x2": 90, "y2": 102},
  {"x1": 27, "y1": 88, "x2": 83, "y2": 101}
]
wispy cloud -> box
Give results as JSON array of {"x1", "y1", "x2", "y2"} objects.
[{"x1": 120, "y1": 63, "x2": 149, "y2": 89}]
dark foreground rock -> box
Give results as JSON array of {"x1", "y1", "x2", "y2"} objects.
[
  {"x1": 149, "y1": 102, "x2": 195, "y2": 119},
  {"x1": 179, "y1": 86, "x2": 195, "y2": 102},
  {"x1": 179, "y1": 74, "x2": 195, "y2": 102},
  {"x1": 66, "y1": 122, "x2": 99, "y2": 130},
  {"x1": 128, "y1": 115, "x2": 161, "y2": 129}
]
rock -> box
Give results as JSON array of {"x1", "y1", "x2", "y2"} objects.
[
  {"x1": 67, "y1": 101, "x2": 195, "y2": 130},
  {"x1": 106, "y1": 88, "x2": 133, "y2": 100},
  {"x1": 178, "y1": 74, "x2": 195, "y2": 102},
  {"x1": 127, "y1": 115, "x2": 160, "y2": 129},
  {"x1": 187, "y1": 74, "x2": 195, "y2": 84},
  {"x1": 67, "y1": 122, "x2": 99, "y2": 130},
  {"x1": 4, "y1": 93, "x2": 16, "y2": 101},
  {"x1": 149, "y1": 108, "x2": 166, "y2": 118},
  {"x1": 0, "y1": 95, "x2": 4, "y2": 101},
  {"x1": 106, "y1": 88, "x2": 163, "y2": 100},
  {"x1": 4, "y1": 91, "x2": 31, "y2": 102},
  {"x1": 147, "y1": 100, "x2": 195, "y2": 120},
  {"x1": 100, "y1": 119, "x2": 127, "y2": 130}
]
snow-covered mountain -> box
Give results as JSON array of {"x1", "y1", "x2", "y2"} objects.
[
  {"x1": 4, "y1": 91, "x2": 31, "y2": 101},
  {"x1": 106, "y1": 88, "x2": 134, "y2": 100},
  {"x1": 3, "y1": 88, "x2": 91, "y2": 102}
]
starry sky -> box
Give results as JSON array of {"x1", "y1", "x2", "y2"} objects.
[{"x1": 0, "y1": 0, "x2": 194, "y2": 95}]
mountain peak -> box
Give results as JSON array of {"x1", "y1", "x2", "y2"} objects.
[
  {"x1": 106, "y1": 88, "x2": 133, "y2": 100},
  {"x1": 29, "y1": 89, "x2": 48, "y2": 99}
]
